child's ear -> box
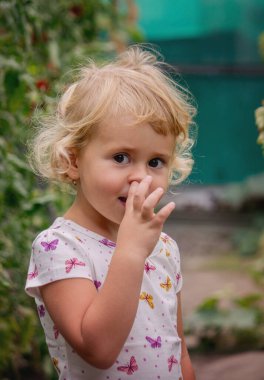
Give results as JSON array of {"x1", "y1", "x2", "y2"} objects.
[{"x1": 67, "y1": 149, "x2": 80, "y2": 180}]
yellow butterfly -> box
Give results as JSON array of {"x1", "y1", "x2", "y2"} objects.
[
  {"x1": 165, "y1": 249, "x2": 171, "y2": 257},
  {"x1": 139, "y1": 292, "x2": 154, "y2": 309},
  {"x1": 160, "y1": 276, "x2": 172, "y2": 292},
  {"x1": 52, "y1": 357, "x2": 61, "y2": 374},
  {"x1": 75, "y1": 236, "x2": 83, "y2": 243}
]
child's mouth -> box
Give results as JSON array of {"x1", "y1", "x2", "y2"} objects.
[{"x1": 118, "y1": 196, "x2": 127, "y2": 205}]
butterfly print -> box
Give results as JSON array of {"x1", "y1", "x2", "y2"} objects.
[
  {"x1": 145, "y1": 335, "x2": 162, "y2": 348},
  {"x1": 52, "y1": 357, "x2": 61, "y2": 374},
  {"x1": 99, "y1": 238, "x2": 116, "y2": 248},
  {"x1": 75, "y1": 236, "x2": 83, "y2": 243},
  {"x1": 160, "y1": 276, "x2": 172, "y2": 292},
  {"x1": 165, "y1": 249, "x2": 171, "y2": 257},
  {"x1": 144, "y1": 262, "x2": 156, "y2": 274},
  {"x1": 160, "y1": 234, "x2": 170, "y2": 244},
  {"x1": 53, "y1": 325, "x2": 59, "y2": 339},
  {"x1": 28, "y1": 265, "x2": 38, "y2": 280},
  {"x1": 117, "y1": 356, "x2": 138, "y2": 375},
  {"x1": 38, "y1": 304, "x2": 45, "y2": 317},
  {"x1": 176, "y1": 272, "x2": 181, "y2": 284},
  {"x1": 41, "y1": 239, "x2": 59, "y2": 252},
  {"x1": 94, "y1": 280, "x2": 101, "y2": 290},
  {"x1": 139, "y1": 292, "x2": 154, "y2": 309},
  {"x1": 65, "y1": 257, "x2": 85, "y2": 273},
  {"x1": 168, "y1": 355, "x2": 178, "y2": 372}
]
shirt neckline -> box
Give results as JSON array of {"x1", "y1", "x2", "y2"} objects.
[{"x1": 53, "y1": 217, "x2": 163, "y2": 257}]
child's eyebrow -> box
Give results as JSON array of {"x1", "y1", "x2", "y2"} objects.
[{"x1": 109, "y1": 146, "x2": 173, "y2": 159}]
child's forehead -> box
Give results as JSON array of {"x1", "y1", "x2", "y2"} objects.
[
  {"x1": 98, "y1": 114, "x2": 138, "y2": 132},
  {"x1": 92, "y1": 114, "x2": 175, "y2": 152}
]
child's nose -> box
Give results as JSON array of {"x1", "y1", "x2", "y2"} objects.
[{"x1": 128, "y1": 164, "x2": 148, "y2": 184}]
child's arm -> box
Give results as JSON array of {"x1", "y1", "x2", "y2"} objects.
[
  {"x1": 40, "y1": 176, "x2": 175, "y2": 369},
  {"x1": 177, "y1": 292, "x2": 196, "y2": 380}
]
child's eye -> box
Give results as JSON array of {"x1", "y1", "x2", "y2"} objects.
[
  {"x1": 149, "y1": 158, "x2": 164, "y2": 168},
  {"x1": 113, "y1": 153, "x2": 129, "y2": 164}
]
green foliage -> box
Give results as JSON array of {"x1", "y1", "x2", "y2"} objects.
[
  {"x1": 256, "y1": 31, "x2": 264, "y2": 152},
  {"x1": 0, "y1": 0, "x2": 141, "y2": 378},
  {"x1": 231, "y1": 213, "x2": 264, "y2": 288},
  {"x1": 186, "y1": 293, "x2": 264, "y2": 353},
  {"x1": 255, "y1": 102, "x2": 264, "y2": 153},
  {"x1": 251, "y1": 259, "x2": 264, "y2": 287},
  {"x1": 232, "y1": 229, "x2": 260, "y2": 257}
]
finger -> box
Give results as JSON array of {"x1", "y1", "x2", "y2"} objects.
[
  {"x1": 155, "y1": 202, "x2": 175, "y2": 225},
  {"x1": 141, "y1": 187, "x2": 164, "y2": 220},
  {"x1": 133, "y1": 175, "x2": 152, "y2": 210},
  {"x1": 126, "y1": 181, "x2": 139, "y2": 210}
]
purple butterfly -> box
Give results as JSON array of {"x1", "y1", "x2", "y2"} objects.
[
  {"x1": 38, "y1": 304, "x2": 45, "y2": 317},
  {"x1": 94, "y1": 280, "x2": 101, "y2": 290},
  {"x1": 99, "y1": 238, "x2": 116, "y2": 248},
  {"x1": 145, "y1": 335, "x2": 162, "y2": 348},
  {"x1": 176, "y1": 272, "x2": 181, "y2": 284},
  {"x1": 41, "y1": 239, "x2": 59, "y2": 252},
  {"x1": 53, "y1": 325, "x2": 59, "y2": 339}
]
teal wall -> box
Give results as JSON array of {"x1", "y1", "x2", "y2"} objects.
[
  {"x1": 136, "y1": 0, "x2": 264, "y2": 40},
  {"x1": 188, "y1": 74, "x2": 264, "y2": 184},
  {"x1": 136, "y1": 0, "x2": 264, "y2": 184}
]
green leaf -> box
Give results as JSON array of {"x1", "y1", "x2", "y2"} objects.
[{"x1": 197, "y1": 296, "x2": 220, "y2": 312}]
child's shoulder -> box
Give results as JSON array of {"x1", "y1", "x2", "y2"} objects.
[
  {"x1": 32, "y1": 217, "x2": 110, "y2": 252},
  {"x1": 32, "y1": 217, "x2": 85, "y2": 250}
]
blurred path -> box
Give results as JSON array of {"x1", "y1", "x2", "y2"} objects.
[{"x1": 164, "y1": 215, "x2": 264, "y2": 380}]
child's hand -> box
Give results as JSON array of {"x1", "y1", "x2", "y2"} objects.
[{"x1": 116, "y1": 175, "x2": 175, "y2": 259}]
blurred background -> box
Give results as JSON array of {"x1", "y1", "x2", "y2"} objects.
[{"x1": 0, "y1": 1, "x2": 264, "y2": 379}]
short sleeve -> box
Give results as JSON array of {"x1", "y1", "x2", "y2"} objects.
[
  {"x1": 171, "y1": 237, "x2": 183, "y2": 294},
  {"x1": 25, "y1": 227, "x2": 94, "y2": 299},
  {"x1": 160, "y1": 232, "x2": 183, "y2": 294}
]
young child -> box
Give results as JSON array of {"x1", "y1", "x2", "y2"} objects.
[{"x1": 26, "y1": 46, "x2": 196, "y2": 380}]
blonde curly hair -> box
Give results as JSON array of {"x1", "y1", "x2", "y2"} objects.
[{"x1": 29, "y1": 45, "x2": 196, "y2": 186}]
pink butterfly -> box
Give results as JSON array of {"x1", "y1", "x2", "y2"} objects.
[
  {"x1": 160, "y1": 234, "x2": 170, "y2": 244},
  {"x1": 176, "y1": 272, "x2": 181, "y2": 284},
  {"x1": 27, "y1": 265, "x2": 38, "y2": 279},
  {"x1": 99, "y1": 238, "x2": 116, "y2": 248},
  {"x1": 94, "y1": 280, "x2": 101, "y2": 290},
  {"x1": 145, "y1": 335, "x2": 162, "y2": 348},
  {"x1": 41, "y1": 239, "x2": 59, "y2": 252},
  {"x1": 168, "y1": 355, "x2": 178, "y2": 372},
  {"x1": 65, "y1": 257, "x2": 85, "y2": 273},
  {"x1": 117, "y1": 356, "x2": 138, "y2": 375},
  {"x1": 144, "y1": 262, "x2": 156, "y2": 274}
]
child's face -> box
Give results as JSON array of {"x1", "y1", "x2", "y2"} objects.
[{"x1": 72, "y1": 115, "x2": 175, "y2": 233}]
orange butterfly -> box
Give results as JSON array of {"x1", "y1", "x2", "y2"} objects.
[
  {"x1": 160, "y1": 276, "x2": 172, "y2": 292},
  {"x1": 139, "y1": 292, "x2": 154, "y2": 309},
  {"x1": 52, "y1": 357, "x2": 61, "y2": 374}
]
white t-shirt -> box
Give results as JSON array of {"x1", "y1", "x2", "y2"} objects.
[{"x1": 25, "y1": 217, "x2": 183, "y2": 380}]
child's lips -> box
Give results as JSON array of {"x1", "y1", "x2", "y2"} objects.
[{"x1": 118, "y1": 196, "x2": 127, "y2": 205}]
